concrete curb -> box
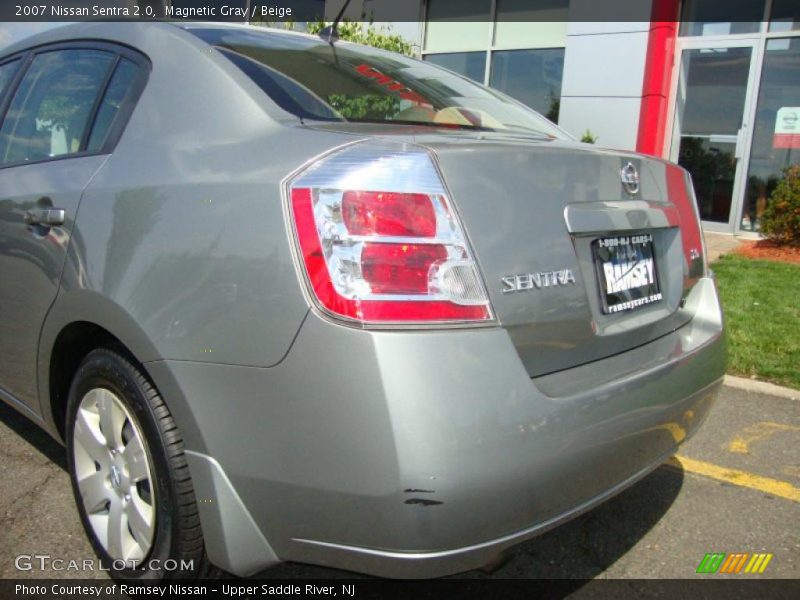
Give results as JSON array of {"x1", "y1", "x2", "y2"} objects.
[{"x1": 723, "y1": 375, "x2": 799, "y2": 400}]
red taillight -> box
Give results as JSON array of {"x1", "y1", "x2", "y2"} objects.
[
  {"x1": 667, "y1": 164, "x2": 707, "y2": 280},
  {"x1": 287, "y1": 143, "x2": 492, "y2": 325},
  {"x1": 362, "y1": 243, "x2": 447, "y2": 294},
  {"x1": 343, "y1": 191, "x2": 437, "y2": 237}
]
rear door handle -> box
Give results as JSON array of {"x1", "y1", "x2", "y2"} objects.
[{"x1": 24, "y1": 208, "x2": 65, "y2": 227}]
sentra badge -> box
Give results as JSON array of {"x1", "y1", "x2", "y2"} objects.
[{"x1": 501, "y1": 269, "x2": 576, "y2": 293}]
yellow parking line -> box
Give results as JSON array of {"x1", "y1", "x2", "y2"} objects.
[
  {"x1": 667, "y1": 455, "x2": 800, "y2": 503},
  {"x1": 728, "y1": 421, "x2": 800, "y2": 454}
]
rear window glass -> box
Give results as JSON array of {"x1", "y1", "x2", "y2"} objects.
[{"x1": 187, "y1": 27, "x2": 564, "y2": 138}]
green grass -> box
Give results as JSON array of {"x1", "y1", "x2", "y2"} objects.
[{"x1": 713, "y1": 254, "x2": 800, "y2": 390}]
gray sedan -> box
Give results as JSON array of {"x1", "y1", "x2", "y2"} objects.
[{"x1": 0, "y1": 22, "x2": 724, "y2": 579}]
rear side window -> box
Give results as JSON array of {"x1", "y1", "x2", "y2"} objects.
[
  {"x1": 0, "y1": 49, "x2": 115, "y2": 165},
  {"x1": 0, "y1": 60, "x2": 20, "y2": 98},
  {"x1": 87, "y1": 58, "x2": 140, "y2": 152}
]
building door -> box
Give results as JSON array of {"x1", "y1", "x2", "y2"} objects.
[{"x1": 669, "y1": 39, "x2": 761, "y2": 233}]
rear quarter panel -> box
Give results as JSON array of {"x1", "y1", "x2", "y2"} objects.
[{"x1": 39, "y1": 24, "x2": 364, "y2": 409}]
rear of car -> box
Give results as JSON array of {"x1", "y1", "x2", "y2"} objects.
[
  {"x1": 0, "y1": 22, "x2": 725, "y2": 580},
  {"x1": 166, "y1": 25, "x2": 724, "y2": 577}
]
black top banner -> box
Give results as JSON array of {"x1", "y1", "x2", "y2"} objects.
[
  {"x1": 6, "y1": 1, "x2": 303, "y2": 22},
  {"x1": 0, "y1": 0, "x2": 782, "y2": 23}
]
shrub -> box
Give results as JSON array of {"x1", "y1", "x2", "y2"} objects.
[
  {"x1": 580, "y1": 130, "x2": 598, "y2": 144},
  {"x1": 254, "y1": 19, "x2": 415, "y2": 56},
  {"x1": 761, "y1": 165, "x2": 800, "y2": 246},
  {"x1": 304, "y1": 20, "x2": 414, "y2": 56}
]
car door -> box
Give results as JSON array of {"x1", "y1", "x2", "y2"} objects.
[{"x1": 0, "y1": 45, "x2": 142, "y2": 413}]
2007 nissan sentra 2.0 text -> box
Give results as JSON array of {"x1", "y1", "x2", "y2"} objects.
[{"x1": 0, "y1": 22, "x2": 725, "y2": 580}]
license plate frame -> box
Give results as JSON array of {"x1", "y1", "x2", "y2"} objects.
[{"x1": 592, "y1": 234, "x2": 662, "y2": 314}]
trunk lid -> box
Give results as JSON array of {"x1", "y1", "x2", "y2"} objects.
[{"x1": 417, "y1": 134, "x2": 702, "y2": 377}]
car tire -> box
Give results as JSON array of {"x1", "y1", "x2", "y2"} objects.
[{"x1": 65, "y1": 347, "x2": 217, "y2": 580}]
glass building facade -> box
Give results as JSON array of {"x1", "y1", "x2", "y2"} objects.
[
  {"x1": 422, "y1": 0, "x2": 568, "y2": 123},
  {"x1": 669, "y1": 0, "x2": 800, "y2": 233}
]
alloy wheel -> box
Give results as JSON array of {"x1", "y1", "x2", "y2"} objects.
[{"x1": 72, "y1": 387, "x2": 156, "y2": 564}]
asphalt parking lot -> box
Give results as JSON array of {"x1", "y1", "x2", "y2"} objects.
[{"x1": 0, "y1": 380, "x2": 797, "y2": 580}]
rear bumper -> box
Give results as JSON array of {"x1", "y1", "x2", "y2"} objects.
[
  {"x1": 280, "y1": 417, "x2": 709, "y2": 579},
  {"x1": 147, "y1": 277, "x2": 725, "y2": 578}
]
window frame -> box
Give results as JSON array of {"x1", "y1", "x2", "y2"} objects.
[
  {"x1": 0, "y1": 40, "x2": 150, "y2": 171},
  {"x1": 0, "y1": 58, "x2": 24, "y2": 102},
  {"x1": 420, "y1": 0, "x2": 567, "y2": 122}
]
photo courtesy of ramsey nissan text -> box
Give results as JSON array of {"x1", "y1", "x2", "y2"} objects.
[{"x1": 0, "y1": 1, "x2": 798, "y2": 599}]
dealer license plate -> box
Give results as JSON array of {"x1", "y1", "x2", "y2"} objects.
[{"x1": 593, "y1": 234, "x2": 662, "y2": 314}]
